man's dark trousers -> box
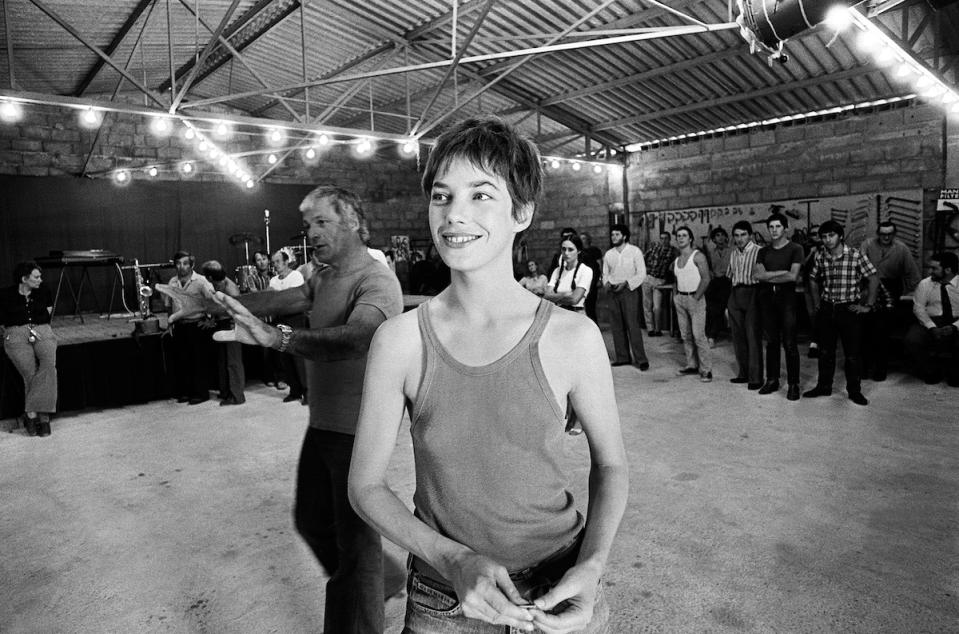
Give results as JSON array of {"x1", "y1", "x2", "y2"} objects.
[
  {"x1": 609, "y1": 286, "x2": 648, "y2": 366},
  {"x1": 759, "y1": 283, "x2": 800, "y2": 384},
  {"x1": 727, "y1": 285, "x2": 763, "y2": 384},
  {"x1": 814, "y1": 301, "x2": 864, "y2": 394},
  {"x1": 294, "y1": 428, "x2": 386, "y2": 634}
]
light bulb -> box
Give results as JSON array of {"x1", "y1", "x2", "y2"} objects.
[
  {"x1": 823, "y1": 6, "x2": 852, "y2": 31},
  {"x1": 79, "y1": 108, "x2": 100, "y2": 128},
  {"x1": 305, "y1": 147, "x2": 316, "y2": 159},
  {"x1": 181, "y1": 162, "x2": 194, "y2": 174},
  {"x1": 115, "y1": 170, "x2": 129, "y2": 183},
  {"x1": 184, "y1": 128, "x2": 196, "y2": 140},
  {"x1": 268, "y1": 154, "x2": 278, "y2": 164},
  {"x1": 150, "y1": 116, "x2": 173, "y2": 136},
  {"x1": 571, "y1": 162, "x2": 581, "y2": 171},
  {"x1": 148, "y1": 166, "x2": 158, "y2": 177},
  {"x1": 550, "y1": 159, "x2": 560, "y2": 169},
  {"x1": 246, "y1": 179, "x2": 255, "y2": 188},
  {"x1": 316, "y1": 133, "x2": 330, "y2": 146},
  {"x1": 0, "y1": 101, "x2": 23, "y2": 122},
  {"x1": 593, "y1": 164, "x2": 603, "y2": 174}
]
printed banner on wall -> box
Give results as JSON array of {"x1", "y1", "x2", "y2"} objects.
[
  {"x1": 936, "y1": 188, "x2": 959, "y2": 249},
  {"x1": 647, "y1": 190, "x2": 923, "y2": 259}
]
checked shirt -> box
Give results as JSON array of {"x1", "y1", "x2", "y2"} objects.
[{"x1": 810, "y1": 244, "x2": 878, "y2": 305}]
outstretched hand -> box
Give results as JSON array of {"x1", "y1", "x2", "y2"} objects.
[
  {"x1": 155, "y1": 284, "x2": 215, "y2": 323},
  {"x1": 209, "y1": 292, "x2": 280, "y2": 349}
]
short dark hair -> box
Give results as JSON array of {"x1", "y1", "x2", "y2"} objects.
[
  {"x1": 302, "y1": 185, "x2": 370, "y2": 245},
  {"x1": 610, "y1": 223, "x2": 630, "y2": 240},
  {"x1": 421, "y1": 116, "x2": 543, "y2": 223},
  {"x1": 710, "y1": 226, "x2": 728, "y2": 239},
  {"x1": 13, "y1": 260, "x2": 40, "y2": 285},
  {"x1": 560, "y1": 226, "x2": 578, "y2": 238},
  {"x1": 932, "y1": 251, "x2": 958, "y2": 273},
  {"x1": 766, "y1": 213, "x2": 788, "y2": 228},
  {"x1": 818, "y1": 220, "x2": 845, "y2": 238},
  {"x1": 659, "y1": 231, "x2": 671, "y2": 239},
  {"x1": 251, "y1": 250, "x2": 269, "y2": 264},
  {"x1": 173, "y1": 250, "x2": 194, "y2": 265},
  {"x1": 877, "y1": 221, "x2": 897, "y2": 234},
  {"x1": 675, "y1": 225, "x2": 693, "y2": 240},
  {"x1": 200, "y1": 260, "x2": 226, "y2": 282},
  {"x1": 732, "y1": 220, "x2": 753, "y2": 235}
]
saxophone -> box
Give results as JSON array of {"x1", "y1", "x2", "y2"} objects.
[{"x1": 133, "y1": 259, "x2": 153, "y2": 319}]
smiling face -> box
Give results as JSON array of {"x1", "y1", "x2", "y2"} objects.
[
  {"x1": 428, "y1": 158, "x2": 531, "y2": 274},
  {"x1": 254, "y1": 252, "x2": 270, "y2": 271}
]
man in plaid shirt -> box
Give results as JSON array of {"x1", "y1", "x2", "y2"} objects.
[
  {"x1": 804, "y1": 220, "x2": 880, "y2": 406},
  {"x1": 642, "y1": 231, "x2": 678, "y2": 336}
]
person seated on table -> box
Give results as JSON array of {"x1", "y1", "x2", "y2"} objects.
[
  {"x1": 519, "y1": 259, "x2": 549, "y2": 296},
  {"x1": 0, "y1": 261, "x2": 57, "y2": 436},
  {"x1": 904, "y1": 251, "x2": 959, "y2": 386}
]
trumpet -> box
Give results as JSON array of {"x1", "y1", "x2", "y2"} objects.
[{"x1": 133, "y1": 259, "x2": 152, "y2": 318}]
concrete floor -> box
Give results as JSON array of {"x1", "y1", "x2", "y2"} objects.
[{"x1": 1, "y1": 332, "x2": 957, "y2": 633}]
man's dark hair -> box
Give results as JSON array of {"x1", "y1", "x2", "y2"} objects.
[
  {"x1": 710, "y1": 226, "x2": 728, "y2": 240},
  {"x1": 932, "y1": 251, "x2": 959, "y2": 274},
  {"x1": 251, "y1": 250, "x2": 269, "y2": 264},
  {"x1": 877, "y1": 221, "x2": 897, "y2": 234},
  {"x1": 818, "y1": 220, "x2": 845, "y2": 239},
  {"x1": 675, "y1": 225, "x2": 693, "y2": 240},
  {"x1": 610, "y1": 223, "x2": 630, "y2": 240},
  {"x1": 200, "y1": 260, "x2": 226, "y2": 283},
  {"x1": 732, "y1": 220, "x2": 753, "y2": 235},
  {"x1": 659, "y1": 231, "x2": 671, "y2": 240},
  {"x1": 560, "y1": 226, "x2": 578, "y2": 238},
  {"x1": 173, "y1": 250, "x2": 194, "y2": 265},
  {"x1": 13, "y1": 260, "x2": 40, "y2": 285},
  {"x1": 302, "y1": 185, "x2": 370, "y2": 245},
  {"x1": 766, "y1": 213, "x2": 788, "y2": 228},
  {"x1": 421, "y1": 116, "x2": 543, "y2": 223}
]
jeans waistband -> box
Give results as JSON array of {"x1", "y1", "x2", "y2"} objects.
[{"x1": 410, "y1": 529, "x2": 584, "y2": 589}]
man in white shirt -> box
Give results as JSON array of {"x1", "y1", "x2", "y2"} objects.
[
  {"x1": 904, "y1": 251, "x2": 959, "y2": 386},
  {"x1": 602, "y1": 224, "x2": 649, "y2": 370}
]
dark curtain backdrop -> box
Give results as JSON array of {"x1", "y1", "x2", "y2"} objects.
[{"x1": 0, "y1": 176, "x2": 314, "y2": 311}]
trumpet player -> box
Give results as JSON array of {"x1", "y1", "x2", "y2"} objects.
[{"x1": 201, "y1": 261, "x2": 246, "y2": 407}]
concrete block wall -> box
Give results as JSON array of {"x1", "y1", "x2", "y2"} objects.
[{"x1": 626, "y1": 104, "x2": 947, "y2": 260}]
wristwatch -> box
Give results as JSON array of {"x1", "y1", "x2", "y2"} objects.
[{"x1": 276, "y1": 324, "x2": 294, "y2": 352}]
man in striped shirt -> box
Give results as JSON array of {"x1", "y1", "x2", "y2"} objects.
[
  {"x1": 727, "y1": 221, "x2": 763, "y2": 389},
  {"x1": 642, "y1": 231, "x2": 678, "y2": 336},
  {"x1": 804, "y1": 220, "x2": 879, "y2": 406}
]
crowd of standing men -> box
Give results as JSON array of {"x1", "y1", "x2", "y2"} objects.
[{"x1": 528, "y1": 214, "x2": 959, "y2": 405}]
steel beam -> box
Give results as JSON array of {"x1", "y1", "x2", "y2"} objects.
[
  {"x1": 170, "y1": 0, "x2": 243, "y2": 111},
  {"x1": 26, "y1": 0, "x2": 167, "y2": 108},
  {"x1": 73, "y1": 0, "x2": 154, "y2": 97},
  {"x1": 2, "y1": 0, "x2": 15, "y2": 89}
]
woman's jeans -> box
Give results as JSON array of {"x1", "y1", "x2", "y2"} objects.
[{"x1": 3, "y1": 323, "x2": 57, "y2": 413}]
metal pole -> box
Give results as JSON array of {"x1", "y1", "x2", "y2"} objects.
[
  {"x1": 166, "y1": 0, "x2": 176, "y2": 106},
  {"x1": 170, "y1": 0, "x2": 242, "y2": 111},
  {"x1": 2, "y1": 0, "x2": 15, "y2": 89},
  {"x1": 300, "y1": 0, "x2": 309, "y2": 120}
]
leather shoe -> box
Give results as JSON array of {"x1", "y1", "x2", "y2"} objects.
[
  {"x1": 23, "y1": 414, "x2": 39, "y2": 437},
  {"x1": 188, "y1": 396, "x2": 209, "y2": 405},
  {"x1": 730, "y1": 377, "x2": 749, "y2": 384},
  {"x1": 803, "y1": 386, "x2": 832, "y2": 398},
  {"x1": 786, "y1": 383, "x2": 800, "y2": 401},
  {"x1": 38, "y1": 421, "x2": 51, "y2": 436},
  {"x1": 848, "y1": 392, "x2": 868, "y2": 406},
  {"x1": 676, "y1": 367, "x2": 699, "y2": 376},
  {"x1": 176, "y1": 396, "x2": 190, "y2": 403},
  {"x1": 700, "y1": 371, "x2": 713, "y2": 383},
  {"x1": 648, "y1": 330, "x2": 662, "y2": 337},
  {"x1": 757, "y1": 380, "x2": 780, "y2": 395},
  {"x1": 283, "y1": 394, "x2": 302, "y2": 403},
  {"x1": 219, "y1": 397, "x2": 242, "y2": 406},
  {"x1": 747, "y1": 382, "x2": 763, "y2": 390},
  {"x1": 610, "y1": 361, "x2": 630, "y2": 367},
  {"x1": 637, "y1": 362, "x2": 650, "y2": 371}
]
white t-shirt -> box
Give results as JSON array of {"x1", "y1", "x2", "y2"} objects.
[
  {"x1": 269, "y1": 269, "x2": 305, "y2": 291},
  {"x1": 548, "y1": 263, "x2": 593, "y2": 309}
]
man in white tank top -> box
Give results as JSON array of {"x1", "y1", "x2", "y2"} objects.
[{"x1": 672, "y1": 226, "x2": 712, "y2": 381}]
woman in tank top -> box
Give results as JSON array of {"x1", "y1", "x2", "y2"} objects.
[{"x1": 349, "y1": 117, "x2": 628, "y2": 633}]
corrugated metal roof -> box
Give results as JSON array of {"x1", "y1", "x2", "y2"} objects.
[{"x1": 1, "y1": 0, "x2": 956, "y2": 158}]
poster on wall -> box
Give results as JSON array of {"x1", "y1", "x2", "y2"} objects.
[
  {"x1": 647, "y1": 190, "x2": 923, "y2": 258},
  {"x1": 936, "y1": 188, "x2": 959, "y2": 250}
]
